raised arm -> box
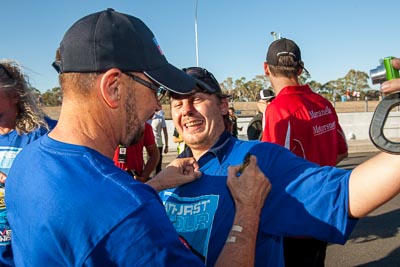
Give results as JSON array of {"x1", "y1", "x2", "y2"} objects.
[
  {"x1": 349, "y1": 152, "x2": 400, "y2": 217},
  {"x1": 348, "y1": 57, "x2": 400, "y2": 217}
]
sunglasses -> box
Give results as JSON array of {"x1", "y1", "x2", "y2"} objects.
[
  {"x1": 182, "y1": 67, "x2": 220, "y2": 93},
  {"x1": 124, "y1": 72, "x2": 166, "y2": 102},
  {"x1": 0, "y1": 64, "x2": 17, "y2": 88}
]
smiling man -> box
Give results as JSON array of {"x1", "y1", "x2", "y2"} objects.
[{"x1": 160, "y1": 66, "x2": 400, "y2": 267}]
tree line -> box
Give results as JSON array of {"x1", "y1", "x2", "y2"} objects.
[{"x1": 35, "y1": 69, "x2": 379, "y2": 107}]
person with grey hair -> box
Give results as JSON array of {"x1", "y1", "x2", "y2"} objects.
[{"x1": 0, "y1": 60, "x2": 56, "y2": 266}]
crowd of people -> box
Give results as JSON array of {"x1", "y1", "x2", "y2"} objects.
[{"x1": 2, "y1": 7, "x2": 400, "y2": 267}]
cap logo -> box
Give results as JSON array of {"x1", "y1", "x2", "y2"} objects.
[{"x1": 153, "y1": 37, "x2": 164, "y2": 56}]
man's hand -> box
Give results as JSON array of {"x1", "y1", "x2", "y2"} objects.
[
  {"x1": 381, "y1": 58, "x2": 400, "y2": 93},
  {"x1": 227, "y1": 155, "x2": 271, "y2": 212},
  {"x1": 146, "y1": 157, "x2": 201, "y2": 192},
  {"x1": 215, "y1": 155, "x2": 272, "y2": 267}
]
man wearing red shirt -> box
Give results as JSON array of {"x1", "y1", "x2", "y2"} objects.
[
  {"x1": 261, "y1": 38, "x2": 348, "y2": 266},
  {"x1": 113, "y1": 122, "x2": 159, "y2": 182}
]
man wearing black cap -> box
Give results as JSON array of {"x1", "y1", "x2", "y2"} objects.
[
  {"x1": 4, "y1": 9, "x2": 271, "y2": 266},
  {"x1": 162, "y1": 65, "x2": 400, "y2": 267},
  {"x1": 261, "y1": 38, "x2": 348, "y2": 266}
]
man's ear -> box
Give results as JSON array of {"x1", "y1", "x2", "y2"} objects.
[
  {"x1": 100, "y1": 68, "x2": 122, "y2": 108},
  {"x1": 264, "y1": 62, "x2": 270, "y2": 76},
  {"x1": 297, "y1": 67, "x2": 303, "y2": 76}
]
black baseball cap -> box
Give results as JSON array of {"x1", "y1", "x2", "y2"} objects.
[
  {"x1": 182, "y1": 67, "x2": 231, "y2": 98},
  {"x1": 58, "y1": 8, "x2": 196, "y2": 94},
  {"x1": 266, "y1": 38, "x2": 302, "y2": 66}
]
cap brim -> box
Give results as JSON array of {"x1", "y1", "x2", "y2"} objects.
[
  {"x1": 144, "y1": 63, "x2": 196, "y2": 95},
  {"x1": 195, "y1": 79, "x2": 231, "y2": 99}
]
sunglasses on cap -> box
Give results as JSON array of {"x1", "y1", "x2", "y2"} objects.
[{"x1": 182, "y1": 67, "x2": 221, "y2": 94}]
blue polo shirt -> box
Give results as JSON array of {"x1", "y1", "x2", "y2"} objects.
[{"x1": 159, "y1": 131, "x2": 357, "y2": 266}]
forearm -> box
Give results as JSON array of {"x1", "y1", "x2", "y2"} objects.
[
  {"x1": 215, "y1": 206, "x2": 260, "y2": 267},
  {"x1": 348, "y1": 152, "x2": 400, "y2": 217},
  {"x1": 141, "y1": 156, "x2": 159, "y2": 181},
  {"x1": 162, "y1": 128, "x2": 169, "y2": 147}
]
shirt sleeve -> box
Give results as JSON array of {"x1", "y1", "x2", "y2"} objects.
[{"x1": 251, "y1": 143, "x2": 357, "y2": 244}]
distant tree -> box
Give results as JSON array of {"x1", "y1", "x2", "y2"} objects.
[
  {"x1": 255, "y1": 75, "x2": 272, "y2": 91},
  {"x1": 42, "y1": 87, "x2": 62, "y2": 106},
  {"x1": 299, "y1": 69, "x2": 311, "y2": 84},
  {"x1": 221, "y1": 77, "x2": 233, "y2": 94},
  {"x1": 308, "y1": 80, "x2": 323, "y2": 92},
  {"x1": 342, "y1": 69, "x2": 370, "y2": 99},
  {"x1": 218, "y1": 68, "x2": 371, "y2": 104}
]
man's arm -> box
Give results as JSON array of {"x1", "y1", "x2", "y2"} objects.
[
  {"x1": 348, "y1": 57, "x2": 400, "y2": 218},
  {"x1": 162, "y1": 126, "x2": 169, "y2": 154},
  {"x1": 348, "y1": 152, "x2": 400, "y2": 217},
  {"x1": 215, "y1": 155, "x2": 271, "y2": 267},
  {"x1": 139, "y1": 143, "x2": 160, "y2": 182}
]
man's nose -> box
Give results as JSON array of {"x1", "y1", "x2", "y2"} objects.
[{"x1": 181, "y1": 101, "x2": 193, "y2": 116}]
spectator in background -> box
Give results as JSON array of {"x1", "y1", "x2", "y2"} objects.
[
  {"x1": 261, "y1": 38, "x2": 348, "y2": 267},
  {"x1": 0, "y1": 59, "x2": 56, "y2": 266},
  {"x1": 228, "y1": 107, "x2": 242, "y2": 138},
  {"x1": 113, "y1": 122, "x2": 160, "y2": 182},
  {"x1": 173, "y1": 127, "x2": 186, "y2": 154},
  {"x1": 149, "y1": 110, "x2": 168, "y2": 174},
  {"x1": 247, "y1": 89, "x2": 275, "y2": 140}
]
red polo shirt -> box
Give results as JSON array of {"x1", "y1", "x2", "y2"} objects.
[{"x1": 261, "y1": 85, "x2": 347, "y2": 166}]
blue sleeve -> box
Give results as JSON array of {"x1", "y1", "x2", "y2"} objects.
[
  {"x1": 251, "y1": 143, "x2": 357, "y2": 244},
  {"x1": 84, "y1": 198, "x2": 205, "y2": 266}
]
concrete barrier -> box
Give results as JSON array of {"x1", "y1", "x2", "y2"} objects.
[{"x1": 43, "y1": 105, "x2": 399, "y2": 154}]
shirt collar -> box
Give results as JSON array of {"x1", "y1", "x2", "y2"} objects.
[
  {"x1": 179, "y1": 131, "x2": 234, "y2": 164},
  {"x1": 278, "y1": 84, "x2": 312, "y2": 96}
]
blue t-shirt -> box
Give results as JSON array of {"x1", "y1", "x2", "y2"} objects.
[
  {"x1": 159, "y1": 131, "x2": 357, "y2": 267},
  {"x1": 6, "y1": 135, "x2": 204, "y2": 266},
  {"x1": 0, "y1": 125, "x2": 52, "y2": 267}
]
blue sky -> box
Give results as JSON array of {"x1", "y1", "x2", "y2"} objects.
[{"x1": 2, "y1": 0, "x2": 400, "y2": 93}]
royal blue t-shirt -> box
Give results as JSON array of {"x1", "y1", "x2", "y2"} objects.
[
  {"x1": 6, "y1": 135, "x2": 204, "y2": 266},
  {"x1": 159, "y1": 131, "x2": 357, "y2": 266}
]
